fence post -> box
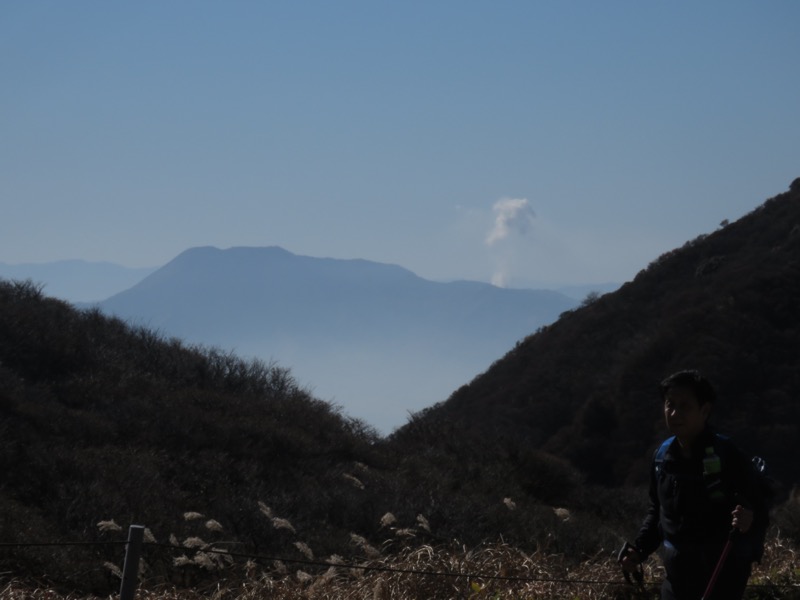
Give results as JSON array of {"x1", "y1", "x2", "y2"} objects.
[{"x1": 119, "y1": 525, "x2": 145, "y2": 600}]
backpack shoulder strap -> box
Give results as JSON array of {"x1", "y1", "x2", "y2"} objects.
[
  {"x1": 712, "y1": 433, "x2": 775, "y2": 506},
  {"x1": 654, "y1": 436, "x2": 675, "y2": 477},
  {"x1": 710, "y1": 433, "x2": 735, "y2": 478}
]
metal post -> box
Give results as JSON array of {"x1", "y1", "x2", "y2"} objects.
[{"x1": 119, "y1": 525, "x2": 145, "y2": 600}]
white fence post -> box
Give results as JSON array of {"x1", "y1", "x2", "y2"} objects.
[{"x1": 119, "y1": 525, "x2": 145, "y2": 600}]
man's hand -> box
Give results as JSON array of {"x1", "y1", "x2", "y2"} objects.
[
  {"x1": 619, "y1": 545, "x2": 643, "y2": 573},
  {"x1": 617, "y1": 542, "x2": 645, "y2": 586},
  {"x1": 732, "y1": 504, "x2": 754, "y2": 533}
]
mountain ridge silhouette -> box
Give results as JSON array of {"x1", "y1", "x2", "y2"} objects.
[{"x1": 96, "y1": 245, "x2": 578, "y2": 432}]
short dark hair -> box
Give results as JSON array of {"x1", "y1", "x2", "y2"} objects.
[{"x1": 660, "y1": 369, "x2": 716, "y2": 405}]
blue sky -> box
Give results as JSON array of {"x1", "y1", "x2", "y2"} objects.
[{"x1": 3, "y1": 1, "x2": 799, "y2": 287}]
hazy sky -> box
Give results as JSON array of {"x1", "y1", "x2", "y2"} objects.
[{"x1": 3, "y1": 1, "x2": 799, "y2": 287}]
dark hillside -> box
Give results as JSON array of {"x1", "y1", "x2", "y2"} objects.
[
  {"x1": 391, "y1": 181, "x2": 800, "y2": 490},
  {"x1": 0, "y1": 281, "x2": 603, "y2": 592},
  {"x1": 0, "y1": 280, "x2": 386, "y2": 588}
]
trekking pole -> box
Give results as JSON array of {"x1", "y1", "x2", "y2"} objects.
[{"x1": 700, "y1": 528, "x2": 737, "y2": 600}]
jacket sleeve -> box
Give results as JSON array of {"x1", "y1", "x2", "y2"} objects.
[{"x1": 633, "y1": 453, "x2": 662, "y2": 557}]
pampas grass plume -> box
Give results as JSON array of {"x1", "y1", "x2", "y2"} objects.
[
  {"x1": 173, "y1": 555, "x2": 193, "y2": 567},
  {"x1": 342, "y1": 473, "x2": 365, "y2": 489},
  {"x1": 193, "y1": 552, "x2": 216, "y2": 570},
  {"x1": 553, "y1": 507, "x2": 571, "y2": 521},
  {"x1": 394, "y1": 528, "x2": 416, "y2": 538},
  {"x1": 205, "y1": 519, "x2": 224, "y2": 532},
  {"x1": 97, "y1": 519, "x2": 122, "y2": 532},
  {"x1": 294, "y1": 541, "x2": 314, "y2": 560},
  {"x1": 272, "y1": 560, "x2": 287, "y2": 575},
  {"x1": 103, "y1": 561, "x2": 122, "y2": 578},
  {"x1": 379, "y1": 513, "x2": 397, "y2": 528},
  {"x1": 416, "y1": 514, "x2": 431, "y2": 532},
  {"x1": 143, "y1": 528, "x2": 156, "y2": 543},
  {"x1": 271, "y1": 517, "x2": 296, "y2": 533}
]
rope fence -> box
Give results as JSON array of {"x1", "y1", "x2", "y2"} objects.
[{"x1": 2, "y1": 526, "x2": 798, "y2": 598}]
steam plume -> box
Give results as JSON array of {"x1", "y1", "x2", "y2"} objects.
[
  {"x1": 485, "y1": 198, "x2": 535, "y2": 246},
  {"x1": 485, "y1": 198, "x2": 536, "y2": 287}
]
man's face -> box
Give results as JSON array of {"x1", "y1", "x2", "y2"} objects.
[{"x1": 663, "y1": 386, "x2": 710, "y2": 441}]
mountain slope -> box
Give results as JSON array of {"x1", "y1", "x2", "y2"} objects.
[
  {"x1": 97, "y1": 246, "x2": 577, "y2": 432},
  {"x1": 0, "y1": 279, "x2": 389, "y2": 588},
  {"x1": 391, "y1": 181, "x2": 800, "y2": 489},
  {"x1": 0, "y1": 279, "x2": 632, "y2": 591}
]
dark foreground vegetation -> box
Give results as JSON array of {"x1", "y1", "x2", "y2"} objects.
[
  {"x1": 1, "y1": 179, "x2": 799, "y2": 597},
  {"x1": 0, "y1": 278, "x2": 649, "y2": 594},
  {"x1": 1, "y1": 536, "x2": 799, "y2": 599}
]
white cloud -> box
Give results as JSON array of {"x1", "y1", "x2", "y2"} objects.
[
  {"x1": 484, "y1": 198, "x2": 537, "y2": 286},
  {"x1": 485, "y1": 198, "x2": 536, "y2": 246}
]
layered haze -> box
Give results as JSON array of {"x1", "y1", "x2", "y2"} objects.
[
  {"x1": 0, "y1": 260, "x2": 156, "y2": 303},
  {"x1": 91, "y1": 246, "x2": 579, "y2": 432}
]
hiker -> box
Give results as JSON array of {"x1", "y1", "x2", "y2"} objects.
[{"x1": 620, "y1": 370, "x2": 769, "y2": 599}]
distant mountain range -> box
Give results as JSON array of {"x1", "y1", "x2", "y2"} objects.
[
  {"x1": 89, "y1": 246, "x2": 580, "y2": 432},
  {"x1": 0, "y1": 256, "x2": 618, "y2": 305}
]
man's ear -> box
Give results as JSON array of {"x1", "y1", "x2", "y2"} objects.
[{"x1": 701, "y1": 402, "x2": 712, "y2": 421}]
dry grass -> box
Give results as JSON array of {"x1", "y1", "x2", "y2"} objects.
[
  {"x1": 750, "y1": 533, "x2": 800, "y2": 597},
  {"x1": 2, "y1": 537, "x2": 798, "y2": 600}
]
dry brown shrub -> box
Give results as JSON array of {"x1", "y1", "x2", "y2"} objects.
[
  {"x1": 750, "y1": 534, "x2": 800, "y2": 595},
  {"x1": 2, "y1": 536, "x2": 799, "y2": 600}
]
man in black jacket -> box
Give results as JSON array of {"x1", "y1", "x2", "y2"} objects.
[{"x1": 620, "y1": 370, "x2": 768, "y2": 599}]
